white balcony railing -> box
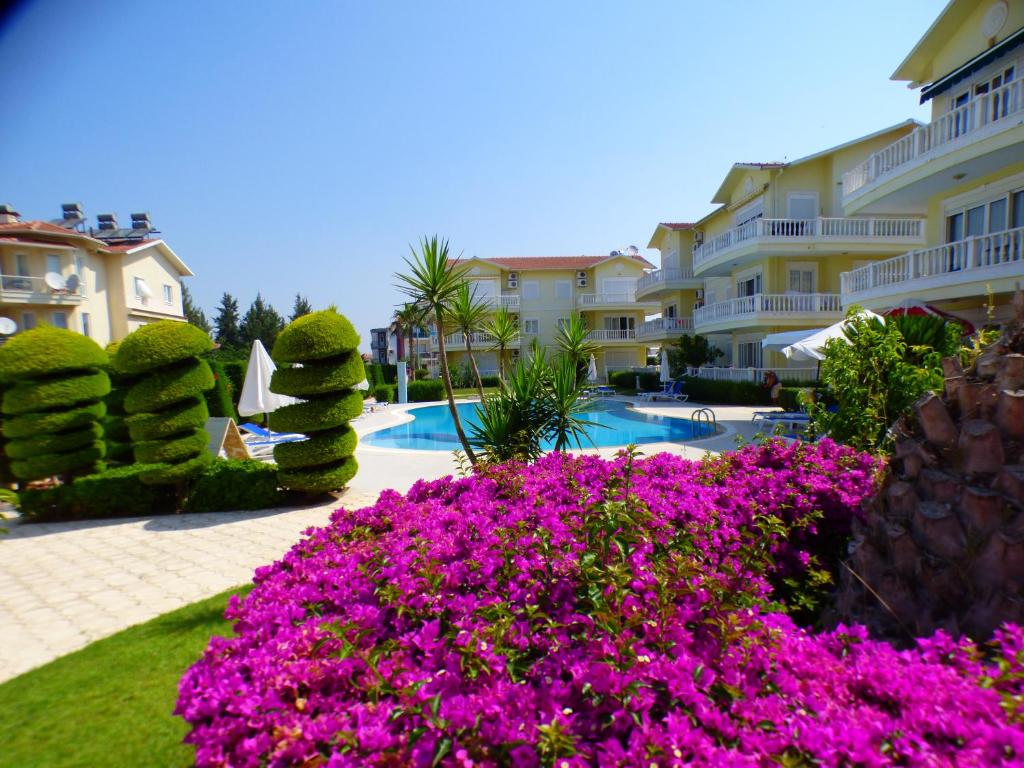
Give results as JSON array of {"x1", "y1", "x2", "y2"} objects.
[
  {"x1": 637, "y1": 317, "x2": 694, "y2": 338},
  {"x1": 636, "y1": 268, "x2": 696, "y2": 293},
  {"x1": 577, "y1": 292, "x2": 644, "y2": 307},
  {"x1": 431, "y1": 331, "x2": 500, "y2": 348},
  {"x1": 483, "y1": 295, "x2": 520, "y2": 309},
  {"x1": 694, "y1": 293, "x2": 842, "y2": 327},
  {"x1": 692, "y1": 217, "x2": 925, "y2": 270},
  {"x1": 586, "y1": 329, "x2": 637, "y2": 341},
  {"x1": 687, "y1": 366, "x2": 819, "y2": 384},
  {"x1": 0, "y1": 274, "x2": 83, "y2": 298},
  {"x1": 841, "y1": 226, "x2": 1024, "y2": 299},
  {"x1": 843, "y1": 79, "x2": 1024, "y2": 198}
]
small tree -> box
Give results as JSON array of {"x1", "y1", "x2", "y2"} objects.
[
  {"x1": 0, "y1": 327, "x2": 110, "y2": 481},
  {"x1": 214, "y1": 293, "x2": 243, "y2": 349},
  {"x1": 554, "y1": 313, "x2": 598, "y2": 384},
  {"x1": 483, "y1": 306, "x2": 519, "y2": 382},
  {"x1": 669, "y1": 334, "x2": 722, "y2": 376},
  {"x1": 114, "y1": 321, "x2": 215, "y2": 486},
  {"x1": 269, "y1": 309, "x2": 363, "y2": 493},
  {"x1": 447, "y1": 282, "x2": 491, "y2": 400},
  {"x1": 240, "y1": 292, "x2": 286, "y2": 351},
  {"x1": 290, "y1": 293, "x2": 313, "y2": 322},
  {"x1": 393, "y1": 302, "x2": 427, "y2": 370},
  {"x1": 182, "y1": 284, "x2": 212, "y2": 334}
]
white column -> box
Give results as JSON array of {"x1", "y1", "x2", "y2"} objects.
[{"x1": 397, "y1": 361, "x2": 408, "y2": 404}]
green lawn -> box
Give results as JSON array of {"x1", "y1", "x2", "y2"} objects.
[
  {"x1": 0, "y1": 586, "x2": 249, "y2": 768},
  {"x1": 451, "y1": 387, "x2": 499, "y2": 399}
]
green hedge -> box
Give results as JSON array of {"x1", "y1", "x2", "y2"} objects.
[
  {"x1": 3, "y1": 401, "x2": 106, "y2": 440},
  {"x1": 480, "y1": 375, "x2": 500, "y2": 387},
  {"x1": 408, "y1": 379, "x2": 445, "y2": 402},
  {"x1": 123, "y1": 359, "x2": 215, "y2": 414},
  {"x1": 204, "y1": 360, "x2": 237, "y2": 420},
  {"x1": 220, "y1": 360, "x2": 246, "y2": 405},
  {"x1": 679, "y1": 376, "x2": 772, "y2": 406},
  {"x1": 414, "y1": 368, "x2": 430, "y2": 381},
  {"x1": 184, "y1": 459, "x2": 286, "y2": 513},
  {"x1": 137, "y1": 452, "x2": 213, "y2": 486},
  {"x1": 609, "y1": 370, "x2": 662, "y2": 391},
  {"x1": 0, "y1": 326, "x2": 107, "y2": 384},
  {"x1": 270, "y1": 309, "x2": 361, "y2": 493},
  {"x1": 125, "y1": 397, "x2": 208, "y2": 442},
  {"x1": 11, "y1": 441, "x2": 105, "y2": 481},
  {"x1": 113, "y1": 321, "x2": 213, "y2": 376},
  {"x1": 134, "y1": 428, "x2": 209, "y2": 465},
  {"x1": 270, "y1": 353, "x2": 364, "y2": 396},
  {"x1": 372, "y1": 384, "x2": 396, "y2": 403},
  {"x1": 4, "y1": 424, "x2": 102, "y2": 460},
  {"x1": 3, "y1": 371, "x2": 111, "y2": 415}
]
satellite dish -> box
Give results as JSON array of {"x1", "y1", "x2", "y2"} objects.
[
  {"x1": 0, "y1": 317, "x2": 17, "y2": 335},
  {"x1": 65, "y1": 274, "x2": 80, "y2": 293},
  {"x1": 137, "y1": 279, "x2": 153, "y2": 298},
  {"x1": 44, "y1": 272, "x2": 66, "y2": 291},
  {"x1": 609, "y1": 250, "x2": 620, "y2": 257},
  {"x1": 627, "y1": 245, "x2": 639, "y2": 256}
]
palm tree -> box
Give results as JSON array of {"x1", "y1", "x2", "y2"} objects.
[
  {"x1": 483, "y1": 306, "x2": 520, "y2": 382},
  {"x1": 544, "y1": 354, "x2": 598, "y2": 452},
  {"x1": 395, "y1": 236, "x2": 476, "y2": 463},
  {"x1": 447, "y1": 282, "x2": 491, "y2": 400},
  {"x1": 554, "y1": 313, "x2": 599, "y2": 384},
  {"x1": 393, "y1": 302, "x2": 427, "y2": 371}
]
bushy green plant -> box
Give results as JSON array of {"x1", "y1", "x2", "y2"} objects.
[
  {"x1": 479, "y1": 374, "x2": 500, "y2": 387},
  {"x1": 608, "y1": 370, "x2": 661, "y2": 391},
  {"x1": 102, "y1": 341, "x2": 135, "y2": 465},
  {"x1": 269, "y1": 309, "x2": 361, "y2": 493},
  {"x1": 185, "y1": 459, "x2": 286, "y2": 512},
  {"x1": 414, "y1": 367, "x2": 430, "y2": 380},
  {"x1": 372, "y1": 384, "x2": 395, "y2": 403},
  {"x1": 668, "y1": 333, "x2": 723, "y2": 375},
  {"x1": 811, "y1": 311, "x2": 944, "y2": 453},
  {"x1": 17, "y1": 464, "x2": 176, "y2": 521},
  {"x1": 114, "y1": 321, "x2": 215, "y2": 486},
  {"x1": 407, "y1": 379, "x2": 445, "y2": 402},
  {"x1": 0, "y1": 327, "x2": 109, "y2": 481},
  {"x1": 678, "y1": 376, "x2": 773, "y2": 406},
  {"x1": 204, "y1": 360, "x2": 237, "y2": 420}
]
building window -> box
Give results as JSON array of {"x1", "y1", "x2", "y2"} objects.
[
  {"x1": 522, "y1": 318, "x2": 540, "y2": 334},
  {"x1": 603, "y1": 316, "x2": 635, "y2": 331},
  {"x1": 737, "y1": 341, "x2": 762, "y2": 368},
  {"x1": 163, "y1": 284, "x2": 173, "y2": 304},
  {"x1": 522, "y1": 281, "x2": 540, "y2": 300},
  {"x1": 81, "y1": 312, "x2": 91, "y2": 337},
  {"x1": 736, "y1": 274, "x2": 762, "y2": 297},
  {"x1": 134, "y1": 277, "x2": 150, "y2": 304},
  {"x1": 664, "y1": 304, "x2": 677, "y2": 319},
  {"x1": 554, "y1": 280, "x2": 571, "y2": 300},
  {"x1": 51, "y1": 311, "x2": 68, "y2": 330},
  {"x1": 22, "y1": 312, "x2": 36, "y2": 330},
  {"x1": 788, "y1": 269, "x2": 814, "y2": 294},
  {"x1": 15, "y1": 253, "x2": 29, "y2": 277},
  {"x1": 46, "y1": 254, "x2": 61, "y2": 276}
]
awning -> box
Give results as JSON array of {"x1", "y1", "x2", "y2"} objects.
[{"x1": 920, "y1": 26, "x2": 1024, "y2": 103}]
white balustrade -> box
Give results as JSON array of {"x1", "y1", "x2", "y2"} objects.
[
  {"x1": 843, "y1": 79, "x2": 1024, "y2": 198},
  {"x1": 636, "y1": 267, "x2": 696, "y2": 292},
  {"x1": 692, "y1": 217, "x2": 924, "y2": 269},
  {"x1": 694, "y1": 293, "x2": 842, "y2": 327},
  {"x1": 637, "y1": 317, "x2": 694, "y2": 337},
  {"x1": 841, "y1": 226, "x2": 1024, "y2": 298},
  {"x1": 688, "y1": 366, "x2": 819, "y2": 383},
  {"x1": 0, "y1": 274, "x2": 83, "y2": 297},
  {"x1": 586, "y1": 329, "x2": 637, "y2": 341},
  {"x1": 431, "y1": 331, "x2": 500, "y2": 348},
  {"x1": 577, "y1": 293, "x2": 641, "y2": 306}
]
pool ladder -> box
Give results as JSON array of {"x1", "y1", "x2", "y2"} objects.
[{"x1": 690, "y1": 408, "x2": 717, "y2": 437}]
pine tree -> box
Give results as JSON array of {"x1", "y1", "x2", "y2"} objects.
[
  {"x1": 290, "y1": 293, "x2": 313, "y2": 321},
  {"x1": 214, "y1": 293, "x2": 243, "y2": 349},
  {"x1": 240, "y1": 292, "x2": 286, "y2": 351},
  {"x1": 181, "y1": 284, "x2": 212, "y2": 334}
]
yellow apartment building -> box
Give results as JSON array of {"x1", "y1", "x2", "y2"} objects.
[
  {"x1": 644, "y1": 124, "x2": 929, "y2": 382},
  {"x1": 435, "y1": 253, "x2": 657, "y2": 380},
  {"x1": 0, "y1": 203, "x2": 194, "y2": 347},
  {"x1": 839, "y1": 0, "x2": 1024, "y2": 326}
]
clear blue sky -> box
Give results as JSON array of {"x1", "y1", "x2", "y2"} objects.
[{"x1": 0, "y1": 0, "x2": 941, "y2": 351}]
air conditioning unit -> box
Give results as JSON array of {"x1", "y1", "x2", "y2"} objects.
[
  {"x1": 694, "y1": 231, "x2": 704, "y2": 245},
  {"x1": 695, "y1": 289, "x2": 704, "y2": 300},
  {"x1": 508, "y1": 278, "x2": 518, "y2": 288},
  {"x1": 576, "y1": 277, "x2": 587, "y2": 287},
  {"x1": 507, "y1": 271, "x2": 518, "y2": 285}
]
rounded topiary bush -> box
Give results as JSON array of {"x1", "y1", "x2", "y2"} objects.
[
  {"x1": 0, "y1": 327, "x2": 109, "y2": 481},
  {"x1": 102, "y1": 342, "x2": 135, "y2": 465},
  {"x1": 113, "y1": 321, "x2": 215, "y2": 486},
  {"x1": 269, "y1": 309, "x2": 361, "y2": 493}
]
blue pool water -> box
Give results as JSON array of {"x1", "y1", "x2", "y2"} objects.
[{"x1": 363, "y1": 400, "x2": 715, "y2": 451}]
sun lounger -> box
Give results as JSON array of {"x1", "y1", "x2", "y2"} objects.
[
  {"x1": 752, "y1": 411, "x2": 809, "y2": 423},
  {"x1": 647, "y1": 380, "x2": 689, "y2": 403},
  {"x1": 637, "y1": 382, "x2": 674, "y2": 402}
]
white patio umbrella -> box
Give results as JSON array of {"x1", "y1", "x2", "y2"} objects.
[
  {"x1": 761, "y1": 329, "x2": 824, "y2": 353},
  {"x1": 238, "y1": 340, "x2": 299, "y2": 417},
  {"x1": 659, "y1": 348, "x2": 672, "y2": 383},
  {"x1": 587, "y1": 354, "x2": 599, "y2": 383},
  {"x1": 782, "y1": 310, "x2": 883, "y2": 361}
]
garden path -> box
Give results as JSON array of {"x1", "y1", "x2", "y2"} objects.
[{"x1": 0, "y1": 400, "x2": 767, "y2": 682}]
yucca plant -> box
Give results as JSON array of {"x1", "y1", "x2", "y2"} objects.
[
  {"x1": 555, "y1": 313, "x2": 598, "y2": 384},
  {"x1": 447, "y1": 282, "x2": 492, "y2": 400},
  {"x1": 543, "y1": 355, "x2": 599, "y2": 451},
  {"x1": 483, "y1": 306, "x2": 520, "y2": 382},
  {"x1": 395, "y1": 236, "x2": 476, "y2": 464},
  {"x1": 884, "y1": 313, "x2": 962, "y2": 365}
]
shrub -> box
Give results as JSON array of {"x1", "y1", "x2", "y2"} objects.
[
  {"x1": 407, "y1": 379, "x2": 445, "y2": 402},
  {"x1": 364, "y1": 362, "x2": 385, "y2": 388},
  {"x1": 372, "y1": 384, "x2": 395, "y2": 403},
  {"x1": 479, "y1": 374, "x2": 500, "y2": 387},
  {"x1": 0, "y1": 327, "x2": 109, "y2": 482},
  {"x1": 679, "y1": 376, "x2": 773, "y2": 405},
  {"x1": 380, "y1": 363, "x2": 398, "y2": 384},
  {"x1": 103, "y1": 341, "x2": 136, "y2": 465},
  {"x1": 204, "y1": 359, "x2": 237, "y2": 420},
  {"x1": 414, "y1": 367, "x2": 430, "y2": 380},
  {"x1": 114, "y1": 321, "x2": 215, "y2": 486},
  {"x1": 269, "y1": 310, "x2": 360, "y2": 493},
  {"x1": 176, "y1": 443, "x2": 1024, "y2": 767},
  {"x1": 220, "y1": 360, "x2": 246, "y2": 406},
  {"x1": 18, "y1": 464, "x2": 176, "y2": 521},
  {"x1": 185, "y1": 459, "x2": 286, "y2": 513},
  {"x1": 608, "y1": 369, "x2": 661, "y2": 391}
]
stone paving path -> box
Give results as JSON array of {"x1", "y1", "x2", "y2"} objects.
[{"x1": 0, "y1": 489, "x2": 379, "y2": 682}]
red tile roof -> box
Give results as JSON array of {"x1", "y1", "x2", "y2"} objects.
[
  {"x1": 454, "y1": 254, "x2": 654, "y2": 271},
  {"x1": 0, "y1": 220, "x2": 81, "y2": 235}
]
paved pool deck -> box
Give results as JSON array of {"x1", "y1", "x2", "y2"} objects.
[{"x1": 0, "y1": 398, "x2": 769, "y2": 682}]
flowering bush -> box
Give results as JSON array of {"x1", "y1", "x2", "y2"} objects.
[{"x1": 177, "y1": 441, "x2": 1024, "y2": 766}]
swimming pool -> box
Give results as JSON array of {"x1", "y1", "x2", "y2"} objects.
[{"x1": 362, "y1": 400, "x2": 715, "y2": 451}]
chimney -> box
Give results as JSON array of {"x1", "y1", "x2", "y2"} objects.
[
  {"x1": 0, "y1": 204, "x2": 20, "y2": 225},
  {"x1": 96, "y1": 213, "x2": 117, "y2": 231},
  {"x1": 130, "y1": 212, "x2": 152, "y2": 231}
]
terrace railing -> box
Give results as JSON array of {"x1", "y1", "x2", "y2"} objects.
[
  {"x1": 694, "y1": 293, "x2": 842, "y2": 327},
  {"x1": 637, "y1": 317, "x2": 694, "y2": 338},
  {"x1": 636, "y1": 267, "x2": 696, "y2": 293},
  {"x1": 586, "y1": 329, "x2": 637, "y2": 341}
]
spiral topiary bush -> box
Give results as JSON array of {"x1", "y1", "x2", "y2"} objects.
[
  {"x1": 114, "y1": 321, "x2": 215, "y2": 486},
  {"x1": 269, "y1": 309, "x2": 361, "y2": 493},
  {"x1": 0, "y1": 327, "x2": 109, "y2": 481},
  {"x1": 102, "y1": 342, "x2": 135, "y2": 465}
]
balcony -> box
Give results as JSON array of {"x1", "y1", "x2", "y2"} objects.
[
  {"x1": 843, "y1": 80, "x2": 1024, "y2": 210},
  {"x1": 692, "y1": 217, "x2": 925, "y2": 274},
  {"x1": 694, "y1": 293, "x2": 843, "y2": 333},
  {"x1": 577, "y1": 293, "x2": 659, "y2": 311},
  {"x1": 483, "y1": 295, "x2": 520, "y2": 310},
  {"x1": 635, "y1": 268, "x2": 702, "y2": 298},
  {"x1": 687, "y1": 366, "x2": 819, "y2": 384},
  {"x1": 841, "y1": 226, "x2": 1024, "y2": 309},
  {"x1": 431, "y1": 331, "x2": 519, "y2": 350},
  {"x1": 0, "y1": 275, "x2": 83, "y2": 305},
  {"x1": 637, "y1": 316, "x2": 694, "y2": 340},
  {"x1": 586, "y1": 329, "x2": 637, "y2": 342}
]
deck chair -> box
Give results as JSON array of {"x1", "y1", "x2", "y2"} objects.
[
  {"x1": 237, "y1": 422, "x2": 306, "y2": 460},
  {"x1": 637, "y1": 381, "x2": 674, "y2": 402},
  {"x1": 650, "y1": 380, "x2": 689, "y2": 402}
]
